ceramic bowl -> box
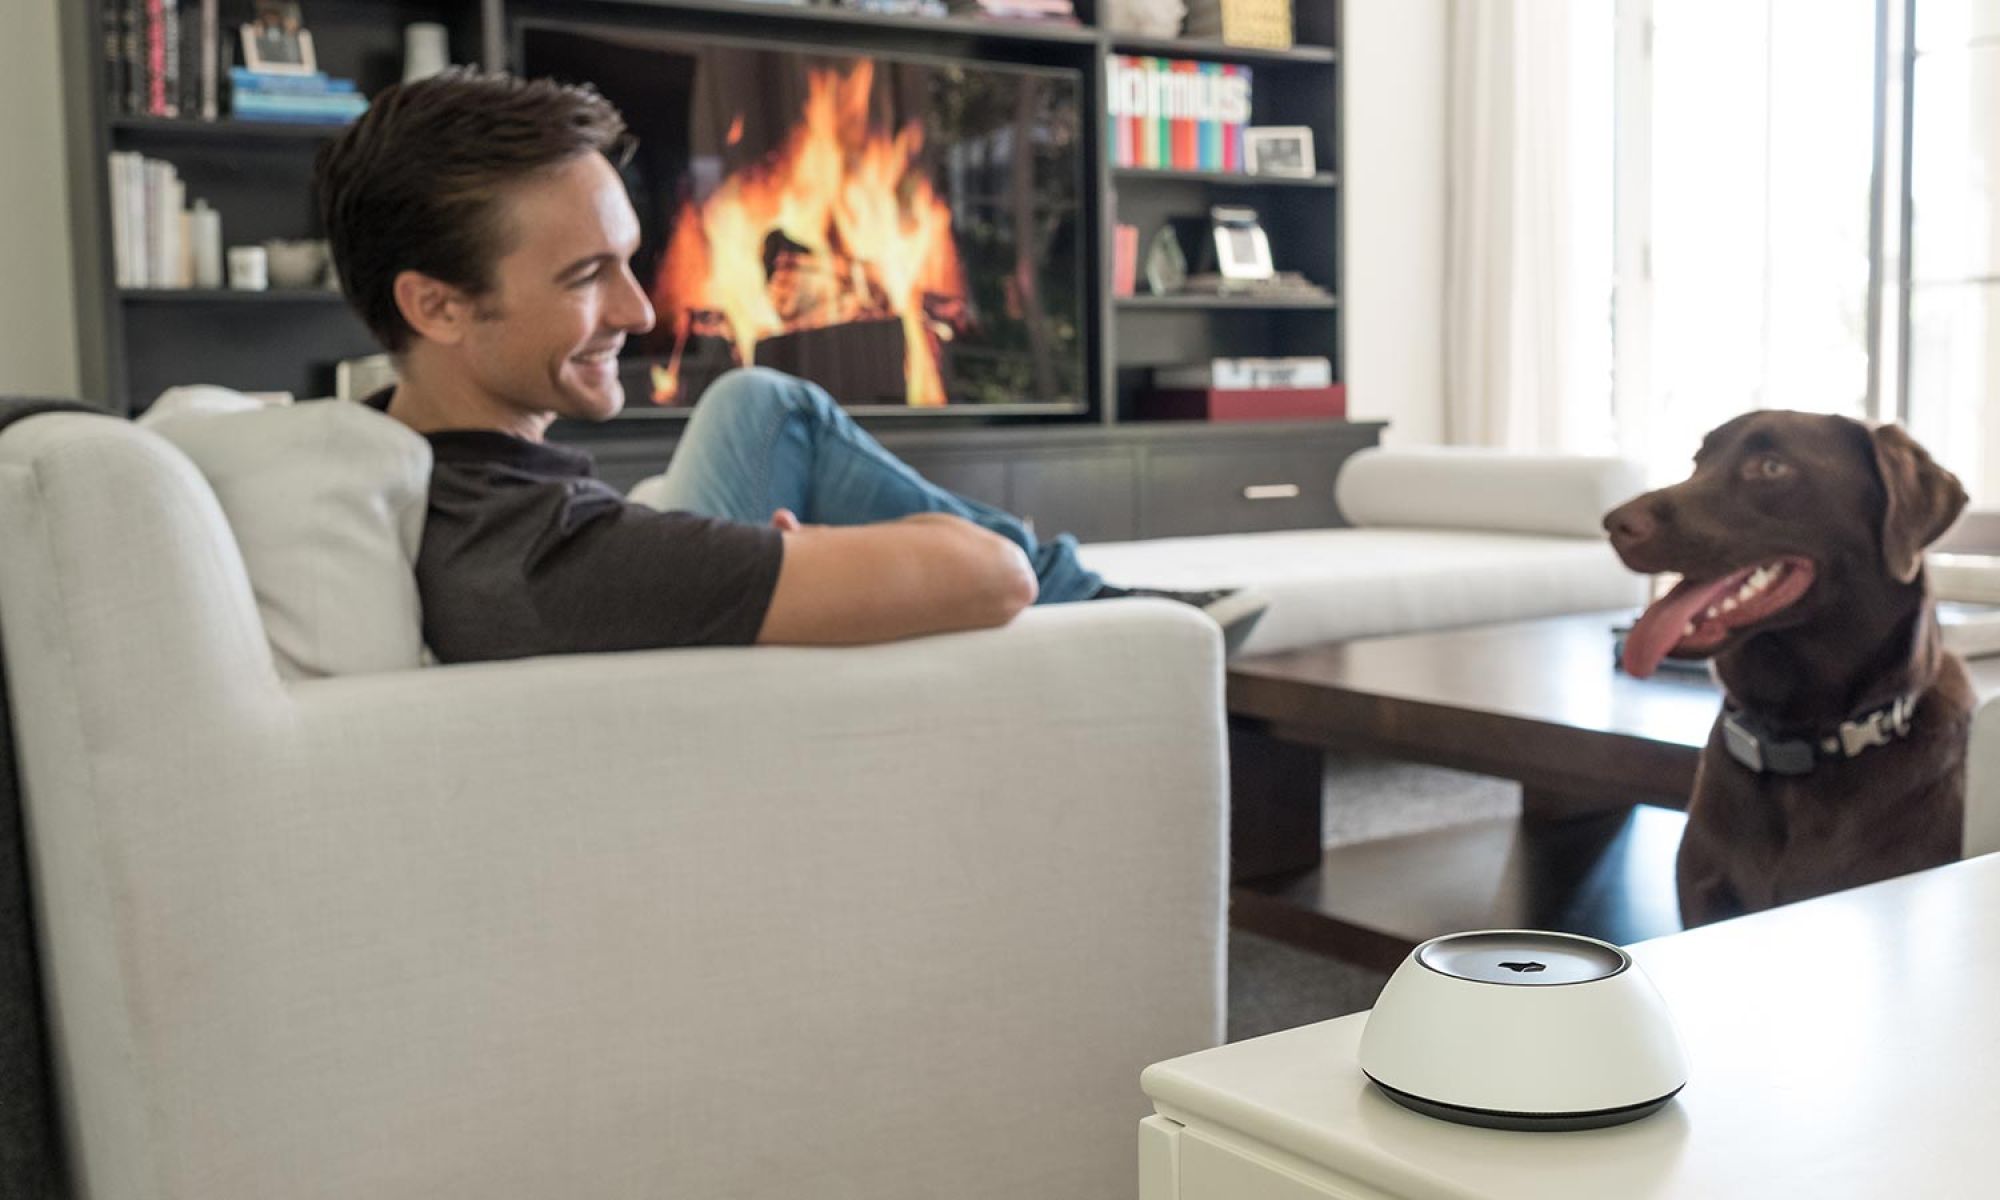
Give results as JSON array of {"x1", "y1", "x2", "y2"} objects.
[{"x1": 263, "y1": 239, "x2": 330, "y2": 290}]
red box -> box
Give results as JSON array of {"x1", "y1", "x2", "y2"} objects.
[{"x1": 1137, "y1": 384, "x2": 1346, "y2": 422}]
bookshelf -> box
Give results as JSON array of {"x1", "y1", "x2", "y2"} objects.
[{"x1": 59, "y1": 0, "x2": 1370, "y2": 543}]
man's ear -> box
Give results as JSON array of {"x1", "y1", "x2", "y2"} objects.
[
  {"x1": 1871, "y1": 422, "x2": 1967, "y2": 584},
  {"x1": 391, "y1": 269, "x2": 471, "y2": 347}
]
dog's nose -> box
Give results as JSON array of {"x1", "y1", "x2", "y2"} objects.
[{"x1": 1604, "y1": 502, "x2": 1656, "y2": 545}]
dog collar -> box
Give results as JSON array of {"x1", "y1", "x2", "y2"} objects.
[{"x1": 1720, "y1": 694, "x2": 1919, "y2": 776}]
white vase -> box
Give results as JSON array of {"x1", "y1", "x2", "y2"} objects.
[{"x1": 402, "y1": 23, "x2": 451, "y2": 83}]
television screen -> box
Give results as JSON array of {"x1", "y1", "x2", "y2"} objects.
[{"x1": 519, "y1": 23, "x2": 1089, "y2": 416}]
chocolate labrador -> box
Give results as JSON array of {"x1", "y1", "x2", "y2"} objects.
[{"x1": 1603, "y1": 411, "x2": 1971, "y2": 928}]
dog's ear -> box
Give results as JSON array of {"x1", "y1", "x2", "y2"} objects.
[{"x1": 1870, "y1": 423, "x2": 1967, "y2": 584}]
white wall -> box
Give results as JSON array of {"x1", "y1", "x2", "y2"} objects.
[
  {"x1": 0, "y1": 0, "x2": 81, "y2": 397},
  {"x1": 1343, "y1": 0, "x2": 1449, "y2": 446}
]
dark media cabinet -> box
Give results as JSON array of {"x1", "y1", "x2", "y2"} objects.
[{"x1": 59, "y1": 0, "x2": 1369, "y2": 540}]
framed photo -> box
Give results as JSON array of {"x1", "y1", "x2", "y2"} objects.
[
  {"x1": 1244, "y1": 126, "x2": 1316, "y2": 179},
  {"x1": 1211, "y1": 205, "x2": 1274, "y2": 281},
  {"x1": 241, "y1": 2, "x2": 317, "y2": 75}
]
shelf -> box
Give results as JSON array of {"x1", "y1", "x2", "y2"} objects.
[
  {"x1": 1106, "y1": 36, "x2": 1337, "y2": 65},
  {"x1": 1117, "y1": 293, "x2": 1338, "y2": 311},
  {"x1": 1112, "y1": 167, "x2": 1336, "y2": 189},
  {"x1": 612, "y1": 0, "x2": 1102, "y2": 46},
  {"x1": 110, "y1": 116, "x2": 357, "y2": 142},
  {"x1": 121, "y1": 288, "x2": 346, "y2": 304}
]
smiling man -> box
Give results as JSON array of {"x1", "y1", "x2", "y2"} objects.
[{"x1": 315, "y1": 70, "x2": 1265, "y2": 662}]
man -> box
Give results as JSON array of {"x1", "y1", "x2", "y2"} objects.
[{"x1": 315, "y1": 70, "x2": 1266, "y2": 663}]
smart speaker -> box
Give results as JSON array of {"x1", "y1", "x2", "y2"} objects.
[{"x1": 1358, "y1": 930, "x2": 1690, "y2": 1131}]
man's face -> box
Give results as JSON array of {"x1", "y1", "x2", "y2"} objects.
[{"x1": 455, "y1": 153, "x2": 655, "y2": 425}]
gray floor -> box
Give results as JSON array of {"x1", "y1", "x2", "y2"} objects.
[{"x1": 1225, "y1": 756, "x2": 1521, "y2": 1042}]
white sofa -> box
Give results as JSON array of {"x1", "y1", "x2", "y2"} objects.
[
  {"x1": 0, "y1": 406, "x2": 1228, "y2": 1200},
  {"x1": 1080, "y1": 446, "x2": 1650, "y2": 655}
]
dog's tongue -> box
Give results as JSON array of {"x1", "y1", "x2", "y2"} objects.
[{"x1": 1622, "y1": 573, "x2": 1743, "y2": 678}]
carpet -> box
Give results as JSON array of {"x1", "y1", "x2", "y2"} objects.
[{"x1": 1226, "y1": 755, "x2": 1521, "y2": 1042}]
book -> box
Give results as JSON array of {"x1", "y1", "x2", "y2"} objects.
[
  {"x1": 1112, "y1": 223, "x2": 1139, "y2": 298},
  {"x1": 1156, "y1": 356, "x2": 1332, "y2": 390},
  {"x1": 144, "y1": 0, "x2": 166, "y2": 116},
  {"x1": 229, "y1": 67, "x2": 359, "y2": 94},
  {"x1": 1105, "y1": 57, "x2": 1252, "y2": 171},
  {"x1": 198, "y1": 0, "x2": 219, "y2": 120}
]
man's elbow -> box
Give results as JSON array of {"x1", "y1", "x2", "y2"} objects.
[{"x1": 969, "y1": 543, "x2": 1038, "y2": 628}]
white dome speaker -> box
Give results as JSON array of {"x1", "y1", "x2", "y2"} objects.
[{"x1": 1358, "y1": 930, "x2": 1690, "y2": 1131}]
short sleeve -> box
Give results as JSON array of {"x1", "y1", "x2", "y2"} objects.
[{"x1": 417, "y1": 466, "x2": 783, "y2": 663}]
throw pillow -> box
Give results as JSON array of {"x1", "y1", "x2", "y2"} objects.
[{"x1": 139, "y1": 388, "x2": 431, "y2": 680}]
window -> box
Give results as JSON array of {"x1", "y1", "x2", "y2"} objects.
[{"x1": 1613, "y1": 0, "x2": 1880, "y2": 486}]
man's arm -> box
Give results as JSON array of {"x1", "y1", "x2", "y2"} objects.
[{"x1": 756, "y1": 513, "x2": 1039, "y2": 645}]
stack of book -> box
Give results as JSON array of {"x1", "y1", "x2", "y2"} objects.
[
  {"x1": 1106, "y1": 57, "x2": 1254, "y2": 172},
  {"x1": 1139, "y1": 356, "x2": 1344, "y2": 422},
  {"x1": 104, "y1": 0, "x2": 222, "y2": 119},
  {"x1": 230, "y1": 67, "x2": 367, "y2": 124},
  {"x1": 107, "y1": 152, "x2": 201, "y2": 288}
]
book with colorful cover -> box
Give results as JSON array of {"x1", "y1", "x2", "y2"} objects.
[{"x1": 1105, "y1": 56, "x2": 1252, "y2": 172}]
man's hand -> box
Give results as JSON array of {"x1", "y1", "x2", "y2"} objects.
[{"x1": 770, "y1": 508, "x2": 802, "y2": 533}]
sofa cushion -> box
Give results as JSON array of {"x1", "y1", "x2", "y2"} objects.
[
  {"x1": 1336, "y1": 447, "x2": 1646, "y2": 538},
  {"x1": 139, "y1": 388, "x2": 431, "y2": 679},
  {"x1": 1078, "y1": 528, "x2": 1647, "y2": 655}
]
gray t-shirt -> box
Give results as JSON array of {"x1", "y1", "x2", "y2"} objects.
[{"x1": 374, "y1": 400, "x2": 783, "y2": 663}]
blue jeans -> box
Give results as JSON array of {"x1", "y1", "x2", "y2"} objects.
[{"x1": 647, "y1": 368, "x2": 1105, "y2": 604}]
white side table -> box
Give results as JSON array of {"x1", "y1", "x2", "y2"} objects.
[{"x1": 1141, "y1": 856, "x2": 2000, "y2": 1199}]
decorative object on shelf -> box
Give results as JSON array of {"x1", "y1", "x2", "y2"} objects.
[
  {"x1": 1103, "y1": 0, "x2": 1186, "y2": 37},
  {"x1": 229, "y1": 66, "x2": 367, "y2": 124},
  {"x1": 1184, "y1": 0, "x2": 1294, "y2": 50},
  {"x1": 1112, "y1": 223, "x2": 1141, "y2": 297},
  {"x1": 262, "y1": 238, "x2": 328, "y2": 290},
  {"x1": 239, "y1": 1, "x2": 315, "y2": 75},
  {"x1": 188, "y1": 199, "x2": 223, "y2": 289},
  {"x1": 1210, "y1": 204, "x2": 1273, "y2": 280},
  {"x1": 402, "y1": 22, "x2": 452, "y2": 83},
  {"x1": 227, "y1": 245, "x2": 269, "y2": 292},
  {"x1": 1244, "y1": 125, "x2": 1316, "y2": 178},
  {"x1": 1143, "y1": 225, "x2": 1188, "y2": 295},
  {"x1": 1106, "y1": 56, "x2": 1252, "y2": 171}
]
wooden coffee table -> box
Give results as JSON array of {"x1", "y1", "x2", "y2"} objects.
[{"x1": 1223, "y1": 611, "x2": 2000, "y2": 970}]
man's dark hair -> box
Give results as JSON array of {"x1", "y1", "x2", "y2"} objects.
[{"x1": 316, "y1": 69, "x2": 634, "y2": 353}]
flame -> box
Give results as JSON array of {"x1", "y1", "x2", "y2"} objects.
[{"x1": 650, "y1": 61, "x2": 969, "y2": 407}]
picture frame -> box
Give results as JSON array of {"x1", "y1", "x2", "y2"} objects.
[
  {"x1": 240, "y1": 2, "x2": 317, "y2": 75},
  {"x1": 1210, "y1": 205, "x2": 1274, "y2": 281},
  {"x1": 1243, "y1": 125, "x2": 1316, "y2": 179}
]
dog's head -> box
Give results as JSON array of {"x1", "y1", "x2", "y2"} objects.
[{"x1": 1603, "y1": 411, "x2": 1966, "y2": 678}]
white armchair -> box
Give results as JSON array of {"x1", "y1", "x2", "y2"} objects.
[{"x1": 0, "y1": 411, "x2": 1228, "y2": 1200}]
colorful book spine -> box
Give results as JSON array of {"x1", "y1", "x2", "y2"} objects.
[{"x1": 1105, "y1": 56, "x2": 1252, "y2": 172}]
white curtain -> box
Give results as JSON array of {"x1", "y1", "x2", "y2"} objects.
[{"x1": 1444, "y1": 0, "x2": 1585, "y2": 450}]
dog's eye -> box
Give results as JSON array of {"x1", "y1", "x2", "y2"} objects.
[{"x1": 1744, "y1": 455, "x2": 1794, "y2": 481}]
